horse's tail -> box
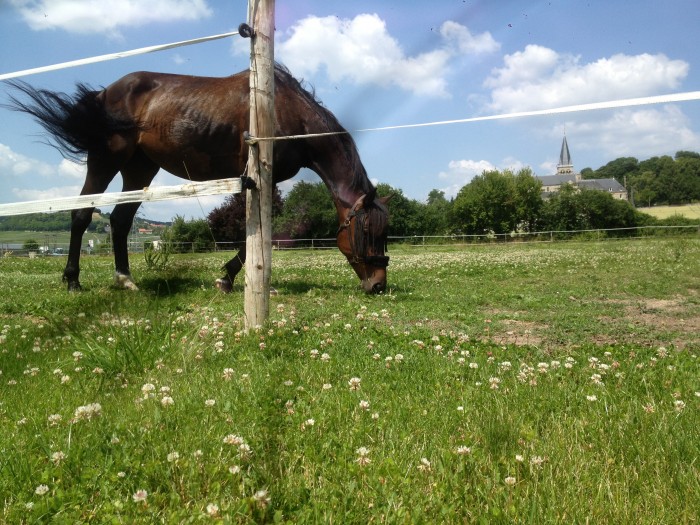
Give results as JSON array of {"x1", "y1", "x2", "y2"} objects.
[{"x1": 3, "y1": 80, "x2": 137, "y2": 163}]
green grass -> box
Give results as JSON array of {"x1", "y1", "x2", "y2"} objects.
[
  {"x1": 637, "y1": 203, "x2": 700, "y2": 220},
  {"x1": 1, "y1": 238, "x2": 699, "y2": 523}
]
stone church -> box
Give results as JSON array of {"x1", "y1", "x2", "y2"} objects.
[{"x1": 537, "y1": 137, "x2": 628, "y2": 200}]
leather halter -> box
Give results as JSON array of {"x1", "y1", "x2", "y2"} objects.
[{"x1": 337, "y1": 194, "x2": 390, "y2": 268}]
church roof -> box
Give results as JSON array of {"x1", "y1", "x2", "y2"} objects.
[
  {"x1": 577, "y1": 178, "x2": 626, "y2": 193},
  {"x1": 538, "y1": 173, "x2": 576, "y2": 186}
]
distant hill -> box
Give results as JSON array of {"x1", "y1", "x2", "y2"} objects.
[{"x1": 0, "y1": 210, "x2": 169, "y2": 232}]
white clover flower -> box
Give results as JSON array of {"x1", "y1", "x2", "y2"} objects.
[
  {"x1": 167, "y1": 451, "x2": 180, "y2": 462},
  {"x1": 455, "y1": 446, "x2": 472, "y2": 455},
  {"x1": 590, "y1": 373, "x2": 603, "y2": 385},
  {"x1": 348, "y1": 377, "x2": 361, "y2": 391},
  {"x1": 253, "y1": 489, "x2": 271, "y2": 509},
  {"x1": 161, "y1": 396, "x2": 174, "y2": 407},
  {"x1": 73, "y1": 403, "x2": 102, "y2": 422},
  {"x1": 205, "y1": 399, "x2": 216, "y2": 407},
  {"x1": 417, "y1": 458, "x2": 431, "y2": 472},
  {"x1": 359, "y1": 400, "x2": 370, "y2": 410},
  {"x1": 206, "y1": 503, "x2": 219, "y2": 517},
  {"x1": 530, "y1": 456, "x2": 545, "y2": 467},
  {"x1": 35, "y1": 484, "x2": 49, "y2": 496},
  {"x1": 504, "y1": 476, "x2": 516, "y2": 486},
  {"x1": 223, "y1": 434, "x2": 245, "y2": 446},
  {"x1": 355, "y1": 446, "x2": 371, "y2": 466},
  {"x1": 51, "y1": 451, "x2": 66, "y2": 465},
  {"x1": 586, "y1": 395, "x2": 598, "y2": 402},
  {"x1": 132, "y1": 489, "x2": 148, "y2": 503}
]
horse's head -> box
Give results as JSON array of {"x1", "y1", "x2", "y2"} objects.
[{"x1": 336, "y1": 193, "x2": 390, "y2": 294}]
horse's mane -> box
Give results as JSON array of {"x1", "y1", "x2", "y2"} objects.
[{"x1": 274, "y1": 64, "x2": 375, "y2": 199}]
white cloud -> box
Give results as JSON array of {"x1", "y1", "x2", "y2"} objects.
[
  {"x1": 12, "y1": 185, "x2": 83, "y2": 201},
  {"x1": 562, "y1": 105, "x2": 700, "y2": 160},
  {"x1": 58, "y1": 159, "x2": 86, "y2": 179},
  {"x1": 486, "y1": 45, "x2": 689, "y2": 112},
  {"x1": 277, "y1": 15, "x2": 497, "y2": 97},
  {"x1": 10, "y1": 0, "x2": 212, "y2": 36},
  {"x1": 440, "y1": 21, "x2": 500, "y2": 55},
  {"x1": 0, "y1": 143, "x2": 54, "y2": 177}
]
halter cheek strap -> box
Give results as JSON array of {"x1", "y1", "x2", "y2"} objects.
[{"x1": 337, "y1": 194, "x2": 390, "y2": 269}]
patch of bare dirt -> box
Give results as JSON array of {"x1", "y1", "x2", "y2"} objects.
[{"x1": 599, "y1": 296, "x2": 700, "y2": 349}]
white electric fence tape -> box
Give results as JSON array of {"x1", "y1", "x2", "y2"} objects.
[
  {"x1": 0, "y1": 31, "x2": 239, "y2": 81},
  {"x1": 0, "y1": 178, "x2": 241, "y2": 217}
]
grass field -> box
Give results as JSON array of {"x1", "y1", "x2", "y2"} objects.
[
  {"x1": 637, "y1": 203, "x2": 700, "y2": 220},
  {"x1": 1, "y1": 239, "x2": 699, "y2": 523}
]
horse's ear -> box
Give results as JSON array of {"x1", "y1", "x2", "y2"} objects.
[{"x1": 379, "y1": 194, "x2": 394, "y2": 205}]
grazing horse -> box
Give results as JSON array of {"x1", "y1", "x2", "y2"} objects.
[{"x1": 6, "y1": 65, "x2": 389, "y2": 293}]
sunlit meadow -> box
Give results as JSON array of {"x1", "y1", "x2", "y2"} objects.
[{"x1": 1, "y1": 238, "x2": 698, "y2": 523}]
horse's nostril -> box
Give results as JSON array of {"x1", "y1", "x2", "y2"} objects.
[{"x1": 372, "y1": 282, "x2": 385, "y2": 294}]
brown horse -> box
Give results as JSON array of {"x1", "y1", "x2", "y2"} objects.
[{"x1": 6, "y1": 65, "x2": 389, "y2": 293}]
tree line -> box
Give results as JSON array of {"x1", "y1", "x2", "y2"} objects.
[
  {"x1": 581, "y1": 150, "x2": 700, "y2": 207},
  {"x1": 163, "y1": 150, "x2": 698, "y2": 249}
]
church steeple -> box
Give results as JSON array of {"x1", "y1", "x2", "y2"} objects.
[{"x1": 556, "y1": 135, "x2": 577, "y2": 179}]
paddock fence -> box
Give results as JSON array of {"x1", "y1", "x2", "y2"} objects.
[{"x1": 2, "y1": 224, "x2": 698, "y2": 258}]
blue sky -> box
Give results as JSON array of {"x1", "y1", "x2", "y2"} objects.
[{"x1": 1, "y1": 0, "x2": 699, "y2": 222}]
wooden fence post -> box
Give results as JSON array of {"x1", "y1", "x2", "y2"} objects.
[{"x1": 244, "y1": 0, "x2": 275, "y2": 330}]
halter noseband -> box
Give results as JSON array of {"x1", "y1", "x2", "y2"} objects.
[{"x1": 337, "y1": 194, "x2": 390, "y2": 268}]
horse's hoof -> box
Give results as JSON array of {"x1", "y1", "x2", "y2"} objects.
[
  {"x1": 215, "y1": 278, "x2": 233, "y2": 293},
  {"x1": 115, "y1": 272, "x2": 139, "y2": 291},
  {"x1": 270, "y1": 287, "x2": 279, "y2": 296},
  {"x1": 67, "y1": 281, "x2": 82, "y2": 292}
]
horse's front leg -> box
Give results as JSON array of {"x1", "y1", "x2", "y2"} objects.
[
  {"x1": 63, "y1": 207, "x2": 94, "y2": 291},
  {"x1": 110, "y1": 201, "x2": 142, "y2": 290},
  {"x1": 216, "y1": 244, "x2": 246, "y2": 293}
]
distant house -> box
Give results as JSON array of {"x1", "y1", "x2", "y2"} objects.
[
  {"x1": 137, "y1": 228, "x2": 153, "y2": 235},
  {"x1": 537, "y1": 137, "x2": 628, "y2": 200}
]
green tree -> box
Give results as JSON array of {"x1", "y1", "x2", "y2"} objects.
[
  {"x1": 591, "y1": 157, "x2": 639, "y2": 184},
  {"x1": 514, "y1": 168, "x2": 543, "y2": 232},
  {"x1": 451, "y1": 169, "x2": 542, "y2": 235},
  {"x1": 375, "y1": 183, "x2": 423, "y2": 236},
  {"x1": 422, "y1": 189, "x2": 452, "y2": 235},
  {"x1": 161, "y1": 216, "x2": 214, "y2": 253},
  {"x1": 540, "y1": 186, "x2": 643, "y2": 232},
  {"x1": 275, "y1": 181, "x2": 337, "y2": 238},
  {"x1": 23, "y1": 239, "x2": 39, "y2": 251}
]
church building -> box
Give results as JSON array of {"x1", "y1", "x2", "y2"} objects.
[{"x1": 537, "y1": 137, "x2": 628, "y2": 200}]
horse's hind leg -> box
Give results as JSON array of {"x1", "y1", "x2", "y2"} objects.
[
  {"x1": 63, "y1": 160, "x2": 120, "y2": 291},
  {"x1": 217, "y1": 244, "x2": 246, "y2": 293},
  {"x1": 111, "y1": 150, "x2": 159, "y2": 290}
]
